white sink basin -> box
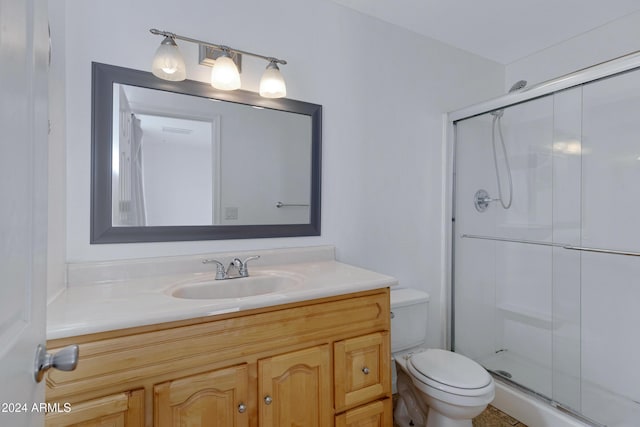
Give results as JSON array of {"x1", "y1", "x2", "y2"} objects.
[{"x1": 171, "y1": 271, "x2": 303, "y2": 300}]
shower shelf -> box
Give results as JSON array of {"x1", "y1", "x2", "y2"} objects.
[{"x1": 497, "y1": 303, "x2": 553, "y2": 330}]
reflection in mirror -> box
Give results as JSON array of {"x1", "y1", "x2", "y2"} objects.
[
  {"x1": 92, "y1": 62, "x2": 321, "y2": 243},
  {"x1": 113, "y1": 84, "x2": 312, "y2": 227}
]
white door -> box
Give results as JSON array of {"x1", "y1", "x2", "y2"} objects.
[{"x1": 0, "y1": 0, "x2": 49, "y2": 425}]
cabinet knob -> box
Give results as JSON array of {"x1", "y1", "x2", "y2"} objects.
[
  {"x1": 362, "y1": 367, "x2": 370, "y2": 375},
  {"x1": 264, "y1": 395, "x2": 273, "y2": 405},
  {"x1": 238, "y1": 403, "x2": 246, "y2": 413}
]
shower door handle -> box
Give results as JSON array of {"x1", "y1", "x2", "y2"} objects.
[{"x1": 462, "y1": 233, "x2": 640, "y2": 257}]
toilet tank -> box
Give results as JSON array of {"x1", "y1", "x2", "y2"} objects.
[{"x1": 390, "y1": 288, "x2": 430, "y2": 352}]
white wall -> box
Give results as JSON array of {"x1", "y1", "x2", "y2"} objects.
[
  {"x1": 50, "y1": 0, "x2": 504, "y2": 348},
  {"x1": 506, "y1": 10, "x2": 640, "y2": 89}
]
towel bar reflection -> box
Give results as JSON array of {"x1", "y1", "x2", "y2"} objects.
[{"x1": 276, "y1": 202, "x2": 310, "y2": 208}]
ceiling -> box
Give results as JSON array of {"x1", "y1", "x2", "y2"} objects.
[{"x1": 330, "y1": 0, "x2": 640, "y2": 64}]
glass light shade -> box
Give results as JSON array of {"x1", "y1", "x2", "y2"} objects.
[
  {"x1": 259, "y1": 63, "x2": 287, "y2": 98},
  {"x1": 151, "y1": 37, "x2": 186, "y2": 81},
  {"x1": 211, "y1": 55, "x2": 241, "y2": 90}
]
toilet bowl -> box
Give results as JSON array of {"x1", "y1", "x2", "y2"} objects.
[
  {"x1": 391, "y1": 288, "x2": 495, "y2": 427},
  {"x1": 396, "y1": 348, "x2": 494, "y2": 427}
]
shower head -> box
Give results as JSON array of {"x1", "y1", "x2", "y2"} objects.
[
  {"x1": 509, "y1": 80, "x2": 527, "y2": 93},
  {"x1": 490, "y1": 80, "x2": 528, "y2": 117}
]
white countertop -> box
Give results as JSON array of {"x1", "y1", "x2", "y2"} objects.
[{"x1": 47, "y1": 259, "x2": 398, "y2": 340}]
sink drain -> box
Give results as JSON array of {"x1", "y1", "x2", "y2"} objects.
[{"x1": 494, "y1": 370, "x2": 512, "y2": 379}]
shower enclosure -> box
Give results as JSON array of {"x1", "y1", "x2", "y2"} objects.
[{"x1": 451, "y1": 58, "x2": 640, "y2": 427}]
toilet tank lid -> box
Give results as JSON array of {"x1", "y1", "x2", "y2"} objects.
[{"x1": 391, "y1": 288, "x2": 430, "y2": 308}]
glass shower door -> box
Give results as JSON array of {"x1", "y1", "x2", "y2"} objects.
[
  {"x1": 453, "y1": 67, "x2": 640, "y2": 426},
  {"x1": 453, "y1": 91, "x2": 583, "y2": 413},
  {"x1": 578, "y1": 69, "x2": 640, "y2": 426}
]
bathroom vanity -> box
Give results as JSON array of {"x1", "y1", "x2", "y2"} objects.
[{"x1": 44, "y1": 247, "x2": 395, "y2": 426}]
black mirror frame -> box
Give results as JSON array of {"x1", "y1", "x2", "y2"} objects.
[{"x1": 91, "y1": 62, "x2": 322, "y2": 243}]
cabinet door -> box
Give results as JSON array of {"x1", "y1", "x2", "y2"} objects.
[
  {"x1": 45, "y1": 389, "x2": 144, "y2": 427},
  {"x1": 335, "y1": 332, "x2": 391, "y2": 411},
  {"x1": 154, "y1": 364, "x2": 249, "y2": 427},
  {"x1": 259, "y1": 345, "x2": 332, "y2": 427}
]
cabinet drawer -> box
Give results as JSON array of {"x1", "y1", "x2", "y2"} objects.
[
  {"x1": 334, "y1": 332, "x2": 391, "y2": 411},
  {"x1": 335, "y1": 398, "x2": 392, "y2": 427}
]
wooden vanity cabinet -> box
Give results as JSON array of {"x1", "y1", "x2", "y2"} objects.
[{"x1": 45, "y1": 288, "x2": 391, "y2": 427}]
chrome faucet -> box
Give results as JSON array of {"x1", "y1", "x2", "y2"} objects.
[
  {"x1": 202, "y1": 255, "x2": 260, "y2": 280},
  {"x1": 226, "y1": 258, "x2": 243, "y2": 277}
]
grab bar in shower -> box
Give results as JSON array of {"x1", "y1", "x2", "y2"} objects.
[
  {"x1": 276, "y1": 201, "x2": 310, "y2": 208},
  {"x1": 461, "y1": 234, "x2": 640, "y2": 257}
]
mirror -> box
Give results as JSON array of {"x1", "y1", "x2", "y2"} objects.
[{"x1": 91, "y1": 62, "x2": 321, "y2": 243}]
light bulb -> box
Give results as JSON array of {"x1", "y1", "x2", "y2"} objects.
[
  {"x1": 259, "y1": 62, "x2": 286, "y2": 98},
  {"x1": 211, "y1": 53, "x2": 241, "y2": 90},
  {"x1": 151, "y1": 36, "x2": 186, "y2": 81}
]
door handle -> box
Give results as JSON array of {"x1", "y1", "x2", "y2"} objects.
[{"x1": 34, "y1": 344, "x2": 79, "y2": 383}]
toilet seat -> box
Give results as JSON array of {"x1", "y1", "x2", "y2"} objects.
[{"x1": 407, "y1": 349, "x2": 493, "y2": 397}]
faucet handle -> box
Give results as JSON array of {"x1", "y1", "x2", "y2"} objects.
[
  {"x1": 202, "y1": 259, "x2": 226, "y2": 280},
  {"x1": 239, "y1": 255, "x2": 260, "y2": 277}
]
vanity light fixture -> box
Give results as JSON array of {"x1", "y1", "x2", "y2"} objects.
[
  {"x1": 150, "y1": 28, "x2": 287, "y2": 98},
  {"x1": 151, "y1": 36, "x2": 186, "y2": 81},
  {"x1": 259, "y1": 61, "x2": 287, "y2": 98},
  {"x1": 210, "y1": 49, "x2": 241, "y2": 90}
]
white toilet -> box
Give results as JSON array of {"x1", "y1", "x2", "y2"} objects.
[{"x1": 391, "y1": 288, "x2": 495, "y2": 427}]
